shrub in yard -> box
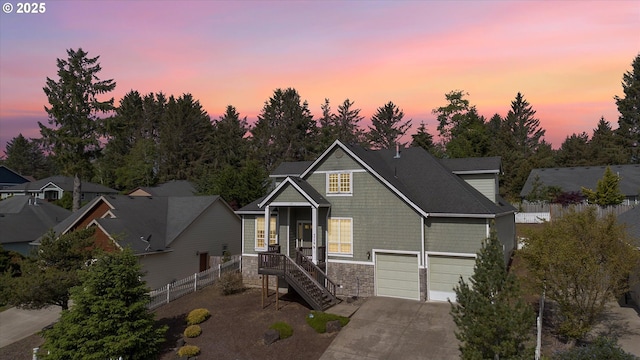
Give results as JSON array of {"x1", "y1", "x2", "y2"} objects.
[
  {"x1": 177, "y1": 344, "x2": 200, "y2": 358},
  {"x1": 552, "y1": 336, "x2": 636, "y2": 360},
  {"x1": 218, "y1": 271, "x2": 244, "y2": 295},
  {"x1": 269, "y1": 321, "x2": 293, "y2": 339},
  {"x1": 306, "y1": 311, "x2": 350, "y2": 333},
  {"x1": 183, "y1": 324, "x2": 202, "y2": 338},
  {"x1": 186, "y1": 308, "x2": 211, "y2": 325}
]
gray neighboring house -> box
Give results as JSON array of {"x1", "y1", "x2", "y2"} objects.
[
  {"x1": 237, "y1": 140, "x2": 516, "y2": 303},
  {"x1": 0, "y1": 175, "x2": 117, "y2": 201},
  {"x1": 128, "y1": 180, "x2": 197, "y2": 197},
  {"x1": 0, "y1": 165, "x2": 31, "y2": 190},
  {"x1": 520, "y1": 165, "x2": 640, "y2": 205},
  {"x1": 619, "y1": 207, "x2": 640, "y2": 306},
  {"x1": 0, "y1": 196, "x2": 71, "y2": 255},
  {"x1": 38, "y1": 194, "x2": 241, "y2": 290}
]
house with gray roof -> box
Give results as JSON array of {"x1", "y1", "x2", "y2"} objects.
[
  {"x1": 0, "y1": 196, "x2": 71, "y2": 255},
  {"x1": 37, "y1": 194, "x2": 241, "y2": 290},
  {"x1": 128, "y1": 180, "x2": 196, "y2": 197},
  {"x1": 0, "y1": 175, "x2": 117, "y2": 202},
  {"x1": 237, "y1": 140, "x2": 515, "y2": 307},
  {"x1": 0, "y1": 166, "x2": 31, "y2": 190},
  {"x1": 520, "y1": 165, "x2": 640, "y2": 205},
  {"x1": 618, "y1": 207, "x2": 640, "y2": 305}
]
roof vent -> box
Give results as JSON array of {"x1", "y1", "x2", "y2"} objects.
[{"x1": 394, "y1": 143, "x2": 401, "y2": 159}]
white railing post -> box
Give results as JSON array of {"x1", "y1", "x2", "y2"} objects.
[
  {"x1": 218, "y1": 264, "x2": 222, "y2": 278},
  {"x1": 166, "y1": 283, "x2": 170, "y2": 304},
  {"x1": 194, "y1": 273, "x2": 198, "y2": 292},
  {"x1": 32, "y1": 347, "x2": 38, "y2": 360}
]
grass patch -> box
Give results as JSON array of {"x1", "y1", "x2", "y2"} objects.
[
  {"x1": 269, "y1": 321, "x2": 293, "y2": 339},
  {"x1": 305, "y1": 311, "x2": 350, "y2": 333}
]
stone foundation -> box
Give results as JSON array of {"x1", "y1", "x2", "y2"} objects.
[
  {"x1": 327, "y1": 262, "x2": 375, "y2": 298},
  {"x1": 241, "y1": 255, "x2": 261, "y2": 287}
]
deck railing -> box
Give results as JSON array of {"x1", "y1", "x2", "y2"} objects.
[
  {"x1": 298, "y1": 246, "x2": 326, "y2": 264},
  {"x1": 295, "y1": 249, "x2": 337, "y2": 297}
]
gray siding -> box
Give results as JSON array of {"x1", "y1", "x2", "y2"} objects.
[
  {"x1": 315, "y1": 148, "x2": 364, "y2": 171},
  {"x1": 273, "y1": 186, "x2": 307, "y2": 203},
  {"x1": 459, "y1": 174, "x2": 497, "y2": 202},
  {"x1": 494, "y1": 214, "x2": 516, "y2": 265},
  {"x1": 243, "y1": 215, "x2": 257, "y2": 254},
  {"x1": 142, "y1": 199, "x2": 241, "y2": 290},
  {"x1": 425, "y1": 217, "x2": 487, "y2": 254}
]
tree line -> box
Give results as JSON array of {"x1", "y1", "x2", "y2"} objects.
[{"x1": 2, "y1": 49, "x2": 639, "y2": 209}]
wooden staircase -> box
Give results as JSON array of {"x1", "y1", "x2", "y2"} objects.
[{"x1": 258, "y1": 249, "x2": 339, "y2": 311}]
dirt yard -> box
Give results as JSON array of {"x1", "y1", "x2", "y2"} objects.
[{"x1": 0, "y1": 286, "x2": 337, "y2": 360}]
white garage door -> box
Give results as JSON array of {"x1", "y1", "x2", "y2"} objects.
[
  {"x1": 375, "y1": 253, "x2": 420, "y2": 300},
  {"x1": 428, "y1": 255, "x2": 475, "y2": 302}
]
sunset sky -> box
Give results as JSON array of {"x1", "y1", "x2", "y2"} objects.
[{"x1": 1, "y1": 1, "x2": 638, "y2": 156}]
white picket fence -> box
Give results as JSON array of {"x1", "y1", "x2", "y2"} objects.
[{"x1": 147, "y1": 258, "x2": 241, "y2": 310}]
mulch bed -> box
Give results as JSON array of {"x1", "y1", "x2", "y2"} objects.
[{"x1": 0, "y1": 285, "x2": 337, "y2": 360}]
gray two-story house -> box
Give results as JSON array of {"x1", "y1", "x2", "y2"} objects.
[{"x1": 237, "y1": 141, "x2": 515, "y2": 308}]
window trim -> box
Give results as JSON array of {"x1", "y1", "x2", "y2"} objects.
[
  {"x1": 326, "y1": 172, "x2": 353, "y2": 196},
  {"x1": 327, "y1": 217, "x2": 353, "y2": 257},
  {"x1": 255, "y1": 216, "x2": 277, "y2": 251}
]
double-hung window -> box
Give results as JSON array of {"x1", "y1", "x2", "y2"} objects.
[
  {"x1": 256, "y1": 216, "x2": 277, "y2": 249},
  {"x1": 327, "y1": 172, "x2": 352, "y2": 195},
  {"x1": 327, "y1": 218, "x2": 352, "y2": 255}
]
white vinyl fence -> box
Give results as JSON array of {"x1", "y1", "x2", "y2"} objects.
[
  {"x1": 515, "y1": 203, "x2": 635, "y2": 223},
  {"x1": 147, "y1": 257, "x2": 241, "y2": 310}
]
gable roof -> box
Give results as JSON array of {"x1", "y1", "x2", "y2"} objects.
[
  {"x1": 270, "y1": 161, "x2": 314, "y2": 178},
  {"x1": 618, "y1": 207, "x2": 640, "y2": 244},
  {"x1": 520, "y1": 165, "x2": 640, "y2": 198},
  {"x1": 243, "y1": 141, "x2": 513, "y2": 218},
  {"x1": 0, "y1": 166, "x2": 30, "y2": 188},
  {"x1": 129, "y1": 180, "x2": 196, "y2": 197},
  {"x1": 0, "y1": 196, "x2": 71, "y2": 245},
  {"x1": 258, "y1": 177, "x2": 331, "y2": 208},
  {"x1": 42, "y1": 195, "x2": 235, "y2": 255},
  {"x1": 0, "y1": 175, "x2": 117, "y2": 194}
]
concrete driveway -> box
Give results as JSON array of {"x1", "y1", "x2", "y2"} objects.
[
  {"x1": 321, "y1": 297, "x2": 459, "y2": 360},
  {"x1": 0, "y1": 306, "x2": 60, "y2": 348}
]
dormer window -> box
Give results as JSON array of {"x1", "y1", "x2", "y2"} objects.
[{"x1": 327, "y1": 172, "x2": 352, "y2": 195}]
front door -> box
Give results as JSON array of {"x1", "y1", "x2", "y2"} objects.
[{"x1": 297, "y1": 221, "x2": 312, "y2": 248}]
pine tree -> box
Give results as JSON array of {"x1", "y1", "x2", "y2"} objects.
[
  {"x1": 615, "y1": 54, "x2": 640, "y2": 149},
  {"x1": 504, "y1": 92, "x2": 545, "y2": 158},
  {"x1": 211, "y1": 105, "x2": 249, "y2": 170},
  {"x1": 40, "y1": 48, "x2": 116, "y2": 211},
  {"x1": 367, "y1": 101, "x2": 412, "y2": 149},
  {"x1": 433, "y1": 90, "x2": 472, "y2": 146},
  {"x1": 581, "y1": 166, "x2": 626, "y2": 206},
  {"x1": 3, "y1": 134, "x2": 53, "y2": 179},
  {"x1": 556, "y1": 132, "x2": 590, "y2": 167},
  {"x1": 42, "y1": 248, "x2": 167, "y2": 360},
  {"x1": 589, "y1": 117, "x2": 628, "y2": 165},
  {"x1": 450, "y1": 231, "x2": 533, "y2": 359},
  {"x1": 410, "y1": 121, "x2": 440, "y2": 156}
]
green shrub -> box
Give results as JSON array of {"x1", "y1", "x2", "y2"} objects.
[
  {"x1": 186, "y1": 308, "x2": 210, "y2": 325},
  {"x1": 177, "y1": 345, "x2": 200, "y2": 358},
  {"x1": 218, "y1": 271, "x2": 244, "y2": 295},
  {"x1": 553, "y1": 336, "x2": 636, "y2": 360},
  {"x1": 183, "y1": 324, "x2": 202, "y2": 338},
  {"x1": 305, "y1": 311, "x2": 350, "y2": 333},
  {"x1": 269, "y1": 321, "x2": 293, "y2": 339}
]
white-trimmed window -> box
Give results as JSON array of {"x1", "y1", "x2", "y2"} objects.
[
  {"x1": 327, "y1": 172, "x2": 352, "y2": 195},
  {"x1": 328, "y1": 218, "x2": 352, "y2": 255},
  {"x1": 256, "y1": 216, "x2": 277, "y2": 249}
]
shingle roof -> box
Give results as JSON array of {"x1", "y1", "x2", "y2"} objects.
[
  {"x1": 440, "y1": 157, "x2": 501, "y2": 174},
  {"x1": 44, "y1": 195, "x2": 226, "y2": 254},
  {"x1": 618, "y1": 207, "x2": 640, "y2": 244},
  {"x1": 131, "y1": 180, "x2": 196, "y2": 197},
  {"x1": 520, "y1": 165, "x2": 640, "y2": 198},
  {"x1": 0, "y1": 175, "x2": 117, "y2": 194},
  {"x1": 270, "y1": 161, "x2": 313, "y2": 177},
  {"x1": 0, "y1": 196, "x2": 71, "y2": 245}
]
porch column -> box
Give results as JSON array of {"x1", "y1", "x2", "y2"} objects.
[
  {"x1": 264, "y1": 205, "x2": 270, "y2": 251},
  {"x1": 311, "y1": 206, "x2": 318, "y2": 264}
]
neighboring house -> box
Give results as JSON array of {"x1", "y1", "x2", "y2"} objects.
[
  {"x1": 619, "y1": 207, "x2": 640, "y2": 306},
  {"x1": 236, "y1": 140, "x2": 516, "y2": 308},
  {"x1": 520, "y1": 165, "x2": 640, "y2": 205},
  {"x1": 0, "y1": 175, "x2": 118, "y2": 201},
  {"x1": 128, "y1": 180, "x2": 196, "y2": 197},
  {"x1": 36, "y1": 195, "x2": 241, "y2": 290},
  {"x1": 0, "y1": 165, "x2": 31, "y2": 190},
  {"x1": 0, "y1": 196, "x2": 71, "y2": 255}
]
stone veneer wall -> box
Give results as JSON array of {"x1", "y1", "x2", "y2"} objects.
[
  {"x1": 241, "y1": 256, "x2": 261, "y2": 287},
  {"x1": 419, "y1": 268, "x2": 427, "y2": 302},
  {"x1": 328, "y1": 262, "x2": 375, "y2": 298}
]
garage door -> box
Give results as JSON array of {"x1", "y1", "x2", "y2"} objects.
[
  {"x1": 375, "y1": 253, "x2": 420, "y2": 300},
  {"x1": 428, "y1": 256, "x2": 475, "y2": 302}
]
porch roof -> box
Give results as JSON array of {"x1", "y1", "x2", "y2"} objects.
[{"x1": 258, "y1": 177, "x2": 330, "y2": 209}]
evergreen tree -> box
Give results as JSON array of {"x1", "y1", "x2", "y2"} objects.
[
  {"x1": 433, "y1": 90, "x2": 472, "y2": 146},
  {"x1": 556, "y1": 132, "x2": 590, "y2": 167},
  {"x1": 445, "y1": 108, "x2": 491, "y2": 158},
  {"x1": 115, "y1": 138, "x2": 158, "y2": 191},
  {"x1": 333, "y1": 99, "x2": 366, "y2": 145},
  {"x1": 197, "y1": 160, "x2": 269, "y2": 210},
  {"x1": 581, "y1": 166, "x2": 626, "y2": 206},
  {"x1": 504, "y1": 92, "x2": 545, "y2": 158},
  {"x1": 317, "y1": 98, "x2": 336, "y2": 149},
  {"x1": 367, "y1": 101, "x2": 412, "y2": 149},
  {"x1": 410, "y1": 121, "x2": 441, "y2": 156},
  {"x1": 450, "y1": 230, "x2": 534, "y2": 359},
  {"x1": 2, "y1": 229, "x2": 96, "y2": 310},
  {"x1": 250, "y1": 88, "x2": 318, "y2": 171},
  {"x1": 589, "y1": 117, "x2": 628, "y2": 165},
  {"x1": 3, "y1": 134, "x2": 53, "y2": 179},
  {"x1": 210, "y1": 105, "x2": 249, "y2": 170},
  {"x1": 615, "y1": 54, "x2": 640, "y2": 150},
  {"x1": 42, "y1": 248, "x2": 166, "y2": 360},
  {"x1": 40, "y1": 48, "x2": 116, "y2": 211}
]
